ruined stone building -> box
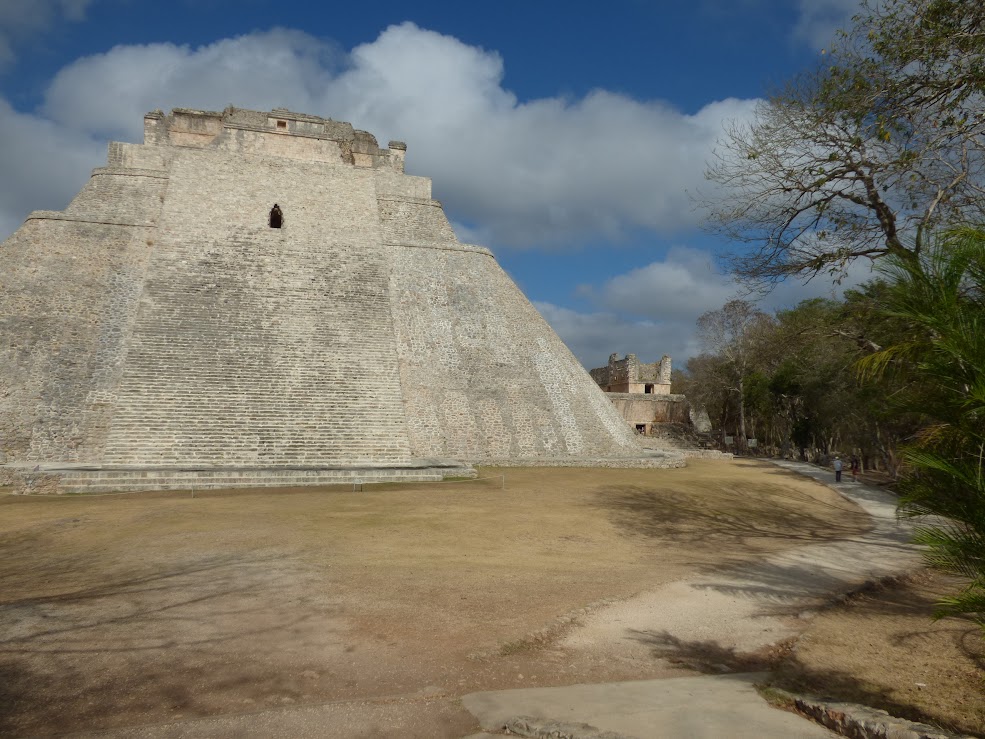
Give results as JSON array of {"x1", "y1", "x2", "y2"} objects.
[
  {"x1": 0, "y1": 107, "x2": 682, "y2": 492},
  {"x1": 590, "y1": 353, "x2": 689, "y2": 434},
  {"x1": 590, "y1": 353, "x2": 673, "y2": 395}
]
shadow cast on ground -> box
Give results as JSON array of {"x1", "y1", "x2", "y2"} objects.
[
  {"x1": 590, "y1": 482, "x2": 868, "y2": 552},
  {"x1": 0, "y1": 528, "x2": 342, "y2": 735},
  {"x1": 627, "y1": 628, "x2": 970, "y2": 734}
]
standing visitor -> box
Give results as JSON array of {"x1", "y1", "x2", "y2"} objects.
[
  {"x1": 834, "y1": 456, "x2": 843, "y2": 483},
  {"x1": 850, "y1": 456, "x2": 860, "y2": 482}
]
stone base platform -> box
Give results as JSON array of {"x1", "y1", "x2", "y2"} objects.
[
  {"x1": 2, "y1": 461, "x2": 477, "y2": 495},
  {"x1": 1, "y1": 451, "x2": 689, "y2": 495},
  {"x1": 481, "y1": 449, "x2": 687, "y2": 469}
]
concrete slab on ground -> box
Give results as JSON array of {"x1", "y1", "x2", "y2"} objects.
[
  {"x1": 461, "y1": 673, "x2": 835, "y2": 738},
  {"x1": 78, "y1": 695, "x2": 479, "y2": 739}
]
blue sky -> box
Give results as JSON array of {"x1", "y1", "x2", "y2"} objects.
[{"x1": 0, "y1": 0, "x2": 865, "y2": 369}]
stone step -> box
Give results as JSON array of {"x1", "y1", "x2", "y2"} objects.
[
  {"x1": 43, "y1": 465, "x2": 475, "y2": 494},
  {"x1": 100, "y1": 451, "x2": 412, "y2": 457},
  {"x1": 60, "y1": 467, "x2": 448, "y2": 480},
  {"x1": 58, "y1": 475, "x2": 445, "y2": 494}
]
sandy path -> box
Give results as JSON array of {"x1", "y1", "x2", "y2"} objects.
[{"x1": 560, "y1": 460, "x2": 923, "y2": 667}]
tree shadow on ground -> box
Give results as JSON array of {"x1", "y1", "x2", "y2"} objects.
[
  {"x1": 828, "y1": 573, "x2": 985, "y2": 671},
  {"x1": 627, "y1": 628, "x2": 795, "y2": 674},
  {"x1": 0, "y1": 660, "x2": 35, "y2": 736},
  {"x1": 589, "y1": 481, "x2": 869, "y2": 553},
  {"x1": 627, "y1": 573, "x2": 985, "y2": 737},
  {"x1": 681, "y1": 550, "x2": 923, "y2": 620},
  {"x1": 1, "y1": 552, "x2": 310, "y2": 652},
  {"x1": 769, "y1": 655, "x2": 979, "y2": 736},
  {"x1": 627, "y1": 628, "x2": 970, "y2": 734},
  {"x1": 0, "y1": 525, "x2": 344, "y2": 735},
  {"x1": 589, "y1": 461, "x2": 918, "y2": 618}
]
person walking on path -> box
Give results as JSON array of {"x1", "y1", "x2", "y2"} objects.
[
  {"x1": 834, "y1": 456, "x2": 843, "y2": 482},
  {"x1": 850, "y1": 455, "x2": 860, "y2": 482}
]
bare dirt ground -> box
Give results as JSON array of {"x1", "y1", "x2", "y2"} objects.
[
  {"x1": 770, "y1": 569, "x2": 985, "y2": 736},
  {"x1": 0, "y1": 459, "x2": 977, "y2": 737}
]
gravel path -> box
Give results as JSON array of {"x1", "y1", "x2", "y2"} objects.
[{"x1": 560, "y1": 460, "x2": 923, "y2": 667}]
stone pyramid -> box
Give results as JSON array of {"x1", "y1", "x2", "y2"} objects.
[{"x1": 0, "y1": 107, "x2": 679, "y2": 492}]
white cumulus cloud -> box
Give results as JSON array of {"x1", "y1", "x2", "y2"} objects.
[
  {"x1": 0, "y1": 98, "x2": 104, "y2": 237},
  {"x1": 0, "y1": 22, "x2": 758, "y2": 249},
  {"x1": 42, "y1": 28, "x2": 338, "y2": 140},
  {"x1": 535, "y1": 302, "x2": 704, "y2": 372},
  {"x1": 544, "y1": 245, "x2": 877, "y2": 368},
  {"x1": 578, "y1": 246, "x2": 736, "y2": 322},
  {"x1": 543, "y1": 247, "x2": 738, "y2": 367}
]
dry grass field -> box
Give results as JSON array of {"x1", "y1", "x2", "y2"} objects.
[
  {"x1": 0, "y1": 459, "x2": 980, "y2": 736},
  {"x1": 770, "y1": 569, "x2": 985, "y2": 736}
]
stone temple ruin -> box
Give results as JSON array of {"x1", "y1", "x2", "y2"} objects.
[
  {"x1": 0, "y1": 107, "x2": 684, "y2": 493},
  {"x1": 591, "y1": 353, "x2": 673, "y2": 395},
  {"x1": 590, "y1": 353, "x2": 690, "y2": 435}
]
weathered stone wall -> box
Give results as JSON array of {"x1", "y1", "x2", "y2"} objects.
[
  {"x1": 607, "y1": 394, "x2": 690, "y2": 427},
  {"x1": 211, "y1": 128, "x2": 348, "y2": 164},
  {"x1": 378, "y1": 197, "x2": 458, "y2": 245},
  {"x1": 101, "y1": 147, "x2": 413, "y2": 466},
  {"x1": 108, "y1": 141, "x2": 170, "y2": 171},
  {"x1": 590, "y1": 353, "x2": 672, "y2": 394},
  {"x1": 0, "y1": 162, "x2": 165, "y2": 463},
  {"x1": 589, "y1": 352, "x2": 633, "y2": 389},
  {"x1": 374, "y1": 168, "x2": 430, "y2": 200},
  {"x1": 1, "y1": 106, "x2": 649, "y2": 473},
  {"x1": 64, "y1": 168, "x2": 168, "y2": 222},
  {"x1": 388, "y1": 238, "x2": 640, "y2": 461}
]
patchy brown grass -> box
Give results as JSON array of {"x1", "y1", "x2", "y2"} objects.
[
  {"x1": 766, "y1": 569, "x2": 985, "y2": 736},
  {"x1": 0, "y1": 460, "x2": 873, "y2": 735}
]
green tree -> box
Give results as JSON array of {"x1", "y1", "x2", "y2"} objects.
[
  {"x1": 837, "y1": 281, "x2": 925, "y2": 473},
  {"x1": 862, "y1": 226, "x2": 985, "y2": 625},
  {"x1": 696, "y1": 300, "x2": 772, "y2": 449},
  {"x1": 764, "y1": 298, "x2": 868, "y2": 459},
  {"x1": 679, "y1": 353, "x2": 736, "y2": 440},
  {"x1": 686, "y1": 291, "x2": 920, "y2": 469}
]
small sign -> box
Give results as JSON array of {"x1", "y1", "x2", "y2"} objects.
[
  {"x1": 748, "y1": 438, "x2": 758, "y2": 448},
  {"x1": 724, "y1": 436, "x2": 734, "y2": 445}
]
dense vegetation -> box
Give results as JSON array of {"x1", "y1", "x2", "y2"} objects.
[{"x1": 694, "y1": 0, "x2": 985, "y2": 626}]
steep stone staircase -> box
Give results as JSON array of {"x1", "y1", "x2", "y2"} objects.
[
  {"x1": 100, "y1": 161, "x2": 415, "y2": 469},
  {"x1": 639, "y1": 423, "x2": 732, "y2": 459}
]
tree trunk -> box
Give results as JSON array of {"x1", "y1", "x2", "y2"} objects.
[{"x1": 737, "y1": 376, "x2": 747, "y2": 450}]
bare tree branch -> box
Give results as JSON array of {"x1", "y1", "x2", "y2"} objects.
[{"x1": 702, "y1": 0, "x2": 985, "y2": 288}]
